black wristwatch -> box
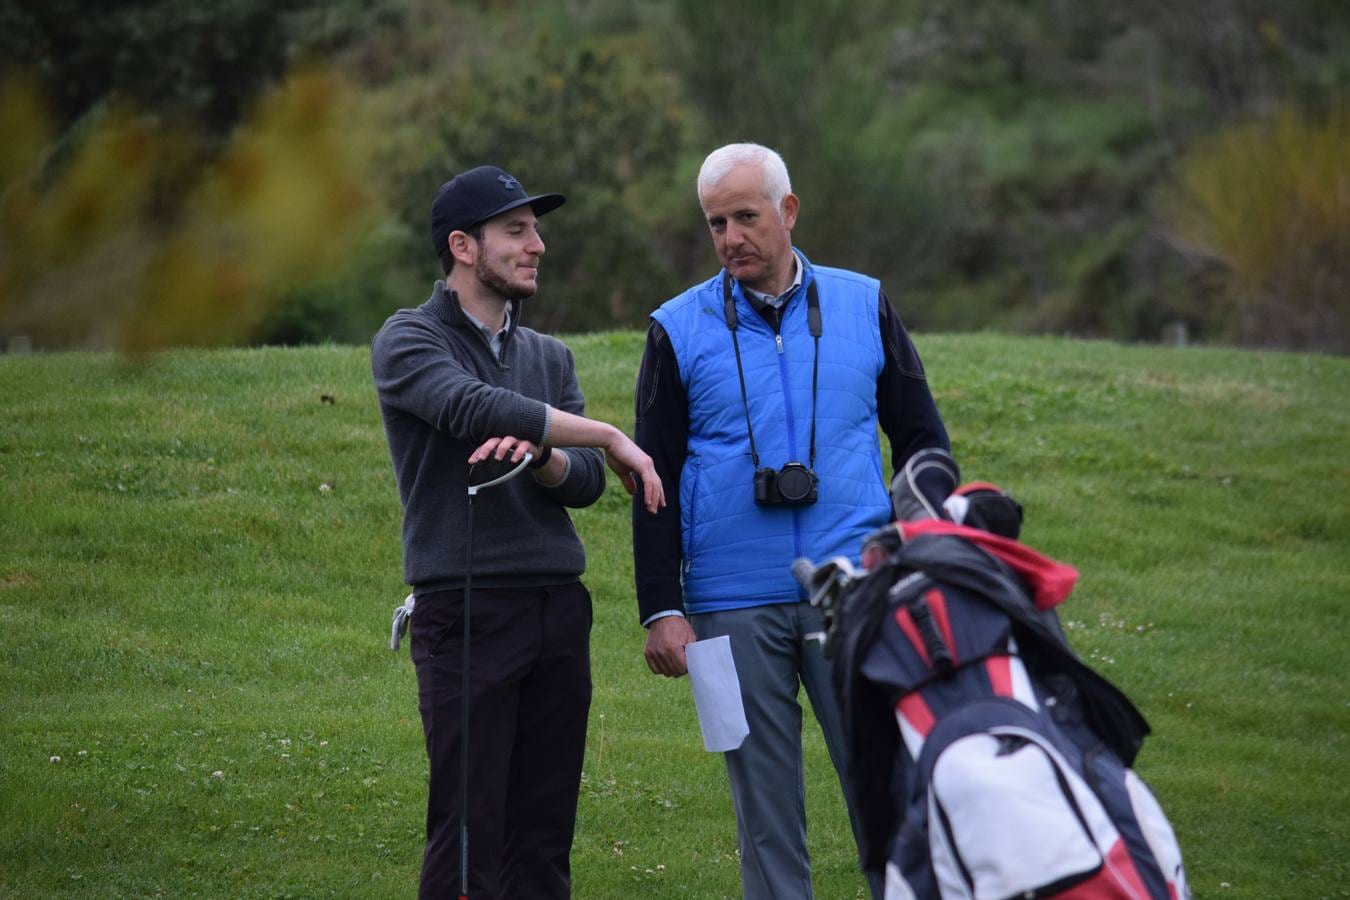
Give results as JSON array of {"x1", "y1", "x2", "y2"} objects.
[{"x1": 527, "y1": 446, "x2": 553, "y2": 469}]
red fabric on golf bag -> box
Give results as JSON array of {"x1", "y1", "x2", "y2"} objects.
[{"x1": 831, "y1": 524, "x2": 1189, "y2": 900}]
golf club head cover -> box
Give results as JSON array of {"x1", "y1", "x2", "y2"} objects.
[
  {"x1": 890, "y1": 447, "x2": 960, "y2": 523},
  {"x1": 943, "y1": 482, "x2": 1024, "y2": 540}
]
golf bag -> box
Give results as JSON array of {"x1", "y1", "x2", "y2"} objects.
[{"x1": 799, "y1": 450, "x2": 1188, "y2": 900}]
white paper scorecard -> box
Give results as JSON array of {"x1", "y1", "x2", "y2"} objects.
[{"x1": 685, "y1": 635, "x2": 750, "y2": 752}]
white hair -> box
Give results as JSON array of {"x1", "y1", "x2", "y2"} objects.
[{"x1": 697, "y1": 143, "x2": 793, "y2": 217}]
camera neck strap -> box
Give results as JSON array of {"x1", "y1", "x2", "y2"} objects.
[{"x1": 722, "y1": 272, "x2": 821, "y2": 470}]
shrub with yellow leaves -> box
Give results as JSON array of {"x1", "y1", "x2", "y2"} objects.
[
  {"x1": 0, "y1": 70, "x2": 377, "y2": 353},
  {"x1": 1169, "y1": 105, "x2": 1350, "y2": 352}
]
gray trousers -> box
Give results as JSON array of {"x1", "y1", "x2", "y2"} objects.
[{"x1": 692, "y1": 602, "x2": 881, "y2": 900}]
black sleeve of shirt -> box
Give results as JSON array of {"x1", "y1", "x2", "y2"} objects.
[
  {"x1": 632, "y1": 321, "x2": 689, "y2": 625},
  {"x1": 876, "y1": 288, "x2": 951, "y2": 476}
]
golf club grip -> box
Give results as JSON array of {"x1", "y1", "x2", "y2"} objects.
[{"x1": 467, "y1": 452, "x2": 533, "y2": 495}]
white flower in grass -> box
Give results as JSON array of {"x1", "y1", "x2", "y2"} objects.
[
  {"x1": 211, "y1": 770, "x2": 224, "y2": 780},
  {"x1": 50, "y1": 755, "x2": 61, "y2": 764}
]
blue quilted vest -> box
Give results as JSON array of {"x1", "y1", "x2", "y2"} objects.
[{"x1": 652, "y1": 253, "x2": 892, "y2": 614}]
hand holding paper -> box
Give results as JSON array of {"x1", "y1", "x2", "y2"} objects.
[{"x1": 685, "y1": 635, "x2": 750, "y2": 752}]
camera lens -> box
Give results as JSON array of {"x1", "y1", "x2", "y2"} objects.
[{"x1": 776, "y1": 464, "x2": 814, "y2": 502}]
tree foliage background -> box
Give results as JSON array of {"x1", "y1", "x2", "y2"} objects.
[{"x1": 2, "y1": 0, "x2": 1347, "y2": 351}]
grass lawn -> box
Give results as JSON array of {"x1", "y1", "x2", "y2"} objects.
[{"x1": 1, "y1": 331, "x2": 1346, "y2": 898}]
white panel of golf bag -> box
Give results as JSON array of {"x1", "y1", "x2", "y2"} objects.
[{"x1": 793, "y1": 449, "x2": 1188, "y2": 900}]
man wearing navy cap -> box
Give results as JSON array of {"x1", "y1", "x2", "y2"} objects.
[{"x1": 372, "y1": 165, "x2": 664, "y2": 899}]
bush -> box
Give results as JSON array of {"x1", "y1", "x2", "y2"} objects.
[{"x1": 1169, "y1": 105, "x2": 1350, "y2": 352}]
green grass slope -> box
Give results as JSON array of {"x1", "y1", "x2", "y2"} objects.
[{"x1": 1, "y1": 333, "x2": 1346, "y2": 898}]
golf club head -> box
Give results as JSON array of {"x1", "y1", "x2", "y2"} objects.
[{"x1": 792, "y1": 555, "x2": 862, "y2": 657}]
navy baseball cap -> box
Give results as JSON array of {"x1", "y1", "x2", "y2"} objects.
[{"x1": 430, "y1": 165, "x2": 565, "y2": 257}]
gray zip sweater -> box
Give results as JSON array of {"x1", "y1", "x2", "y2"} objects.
[{"x1": 371, "y1": 281, "x2": 605, "y2": 593}]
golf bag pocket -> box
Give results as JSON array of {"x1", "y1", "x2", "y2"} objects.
[
  {"x1": 928, "y1": 725, "x2": 1120, "y2": 898},
  {"x1": 915, "y1": 699, "x2": 1159, "y2": 900}
]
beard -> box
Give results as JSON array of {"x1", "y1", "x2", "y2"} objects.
[{"x1": 475, "y1": 254, "x2": 537, "y2": 301}]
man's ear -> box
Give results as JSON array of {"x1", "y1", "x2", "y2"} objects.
[
  {"x1": 781, "y1": 193, "x2": 800, "y2": 230},
  {"x1": 448, "y1": 230, "x2": 478, "y2": 267}
]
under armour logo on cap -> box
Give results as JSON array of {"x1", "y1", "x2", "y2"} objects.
[{"x1": 430, "y1": 165, "x2": 566, "y2": 257}]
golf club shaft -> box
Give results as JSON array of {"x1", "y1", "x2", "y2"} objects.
[
  {"x1": 458, "y1": 452, "x2": 531, "y2": 899},
  {"x1": 460, "y1": 493, "x2": 473, "y2": 900}
]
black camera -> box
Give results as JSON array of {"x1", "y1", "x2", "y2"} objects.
[{"x1": 754, "y1": 463, "x2": 818, "y2": 506}]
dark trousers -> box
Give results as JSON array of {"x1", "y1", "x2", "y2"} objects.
[{"x1": 411, "y1": 581, "x2": 592, "y2": 900}]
